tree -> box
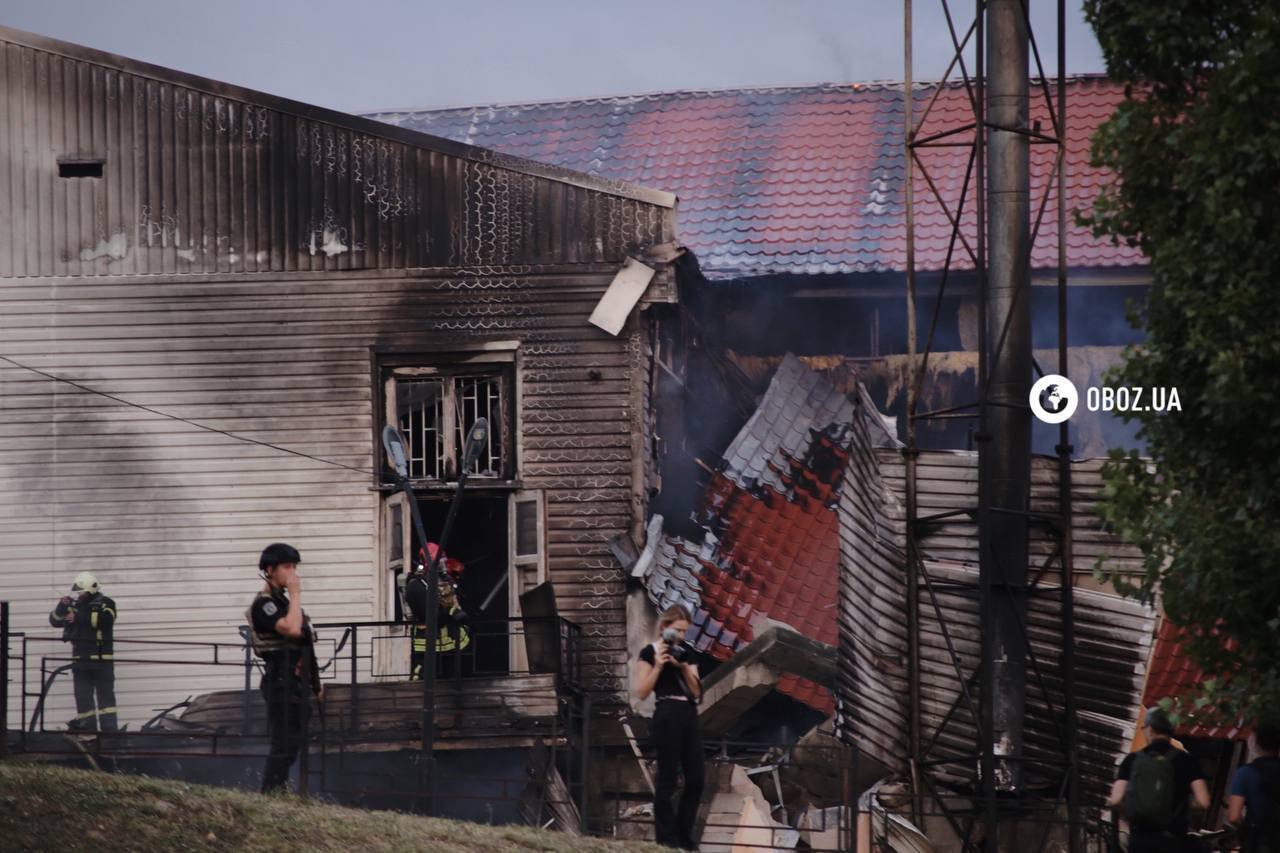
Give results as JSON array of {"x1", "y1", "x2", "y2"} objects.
[{"x1": 1083, "y1": 1, "x2": 1280, "y2": 725}]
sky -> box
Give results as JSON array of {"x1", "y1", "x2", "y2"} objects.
[{"x1": 1, "y1": 1, "x2": 1107, "y2": 113}]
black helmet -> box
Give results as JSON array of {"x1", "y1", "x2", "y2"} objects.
[{"x1": 259, "y1": 543, "x2": 301, "y2": 574}]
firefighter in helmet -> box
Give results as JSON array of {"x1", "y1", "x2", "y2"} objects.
[
  {"x1": 404, "y1": 543, "x2": 470, "y2": 680},
  {"x1": 48, "y1": 571, "x2": 118, "y2": 732},
  {"x1": 246, "y1": 543, "x2": 322, "y2": 794}
]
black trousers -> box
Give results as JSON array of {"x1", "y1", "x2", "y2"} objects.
[
  {"x1": 651, "y1": 699, "x2": 705, "y2": 849},
  {"x1": 70, "y1": 660, "x2": 117, "y2": 732},
  {"x1": 261, "y1": 679, "x2": 311, "y2": 793}
]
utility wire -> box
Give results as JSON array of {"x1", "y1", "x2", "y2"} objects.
[{"x1": 0, "y1": 353, "x2": 376, "y2": 476}]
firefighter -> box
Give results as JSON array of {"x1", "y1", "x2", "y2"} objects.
[
  {"x1": 404, "y1": 543, "x2": 470, "y2": 680},
  {"x1": 48, "y1": 571, "x2": 118, "y2": 732},
  {"x1": 246, "y1": 543, "x2": 322, "y2": 794}
]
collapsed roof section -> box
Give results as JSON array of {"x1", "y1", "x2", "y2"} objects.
[
  {"x1": 638, "y1": 355, "x2": 899, "y2": 714},
  {"x1": 637, "y1": 353, "x2": 1154, "y2": 803}
]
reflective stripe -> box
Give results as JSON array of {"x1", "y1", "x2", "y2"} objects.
[
  {"x1": 90, "y1": 611, "x2": 99, "y2": 629},
  {"x1": 72, "y1": 709, "x2": 97, "y2": 721},
  {"x1": 98, "y1": 706, "x2": 118, "y2": 714}
]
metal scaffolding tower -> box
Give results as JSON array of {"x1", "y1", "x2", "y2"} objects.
[{"x1": 902, "y1": 1, "x2": 1079, "y2": 850}]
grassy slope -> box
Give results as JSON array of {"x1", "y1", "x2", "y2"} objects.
[{"x1": 0, "y1": 763, "x2": 667, "y2": 853}]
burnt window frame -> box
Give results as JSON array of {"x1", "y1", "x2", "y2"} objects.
[{"x1": 377, "y1": 350, "x2": 520, "y2": 488}]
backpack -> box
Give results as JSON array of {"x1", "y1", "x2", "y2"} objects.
[{"x1": 1124, "y1": 749, "x2": 1179, "y2": 831}]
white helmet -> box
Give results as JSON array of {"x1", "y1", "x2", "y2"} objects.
[{"x1": 71, "y1": 571, "x2": 99, "y2": 595}]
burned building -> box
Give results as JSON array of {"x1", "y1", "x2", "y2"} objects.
[
  {"x1": 367, "y1": 78, "x2": 1149, "y2": 459},
  {"x1": 0, "y1": 25, "x2": 678, "y2": 753}
]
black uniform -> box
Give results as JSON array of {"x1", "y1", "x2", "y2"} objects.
[
  {"x1": 49, "y1": 593, "x2": 118, "y2": 732},
  {"x1": 639, "y1": 641, "x2": 704, "y2": 850},
  {"x1": 404, "y1": 573, "x2": 470, "y2": 680},
  {"x1": 247, "y1": 588, "x2": 319, "y2": 793}
]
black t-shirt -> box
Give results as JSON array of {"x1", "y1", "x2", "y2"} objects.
[
  {"x1": 1117, "y1": 739, "x2": 1206, "y2": 835},
  {"x1": 638, "y1": 642, "x2": 691, "y2": 700}
]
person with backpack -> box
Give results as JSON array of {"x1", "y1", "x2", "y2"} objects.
[
  {"x1": 1227, "y1": 723, "x2": 1280, "y2": 853},
  {"x1": 1107, "y1": 706, "x2": 1211, "y2": 852}
]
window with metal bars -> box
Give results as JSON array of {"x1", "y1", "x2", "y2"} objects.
[{"x1": 384, "y1": 364, "x2": 514, "y2": 483}]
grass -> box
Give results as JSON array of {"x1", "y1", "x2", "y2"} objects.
[{"x1": 0, "y1": 763, "x2": 669, "y2": 853}]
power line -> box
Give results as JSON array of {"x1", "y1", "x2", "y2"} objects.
[{"x1": 0, "y1": 354, "x2": 376, "y2": 476}]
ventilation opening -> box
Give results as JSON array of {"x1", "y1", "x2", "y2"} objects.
[{"x1": 58, "y1": 159, "x2": 105, "y2": 179}]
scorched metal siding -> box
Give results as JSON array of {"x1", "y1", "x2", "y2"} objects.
[{"x1": 0, "y1": 26, "x2": 675, "y2": 726}]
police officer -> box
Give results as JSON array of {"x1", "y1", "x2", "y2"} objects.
[
  {"x1": 404, "y1": 544, "x2": 470, "y2": 680},
  {"x1": 49, "y1": 571, "x2": 118, "y2": 732},
  {"x1": 246, "y1": 543, "x2": 322, "y2": 794}
]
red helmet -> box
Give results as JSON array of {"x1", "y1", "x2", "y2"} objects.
[{"x1": 417, "y1": 544, "x2": 464, "y2": 580}]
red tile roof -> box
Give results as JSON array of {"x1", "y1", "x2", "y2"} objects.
[
  {"x1": 643, "y1": 356, "x2": 875, "y2": 715},
  {"x1": 1142, "y1": 620, "x2": 1246, "y2": 740},
  {"x1": 696, "y1": 468, "x2": 841, "y2": 715},
  {"x1": 368, "y1": 78, "x2": 1145, "y2": 278}
]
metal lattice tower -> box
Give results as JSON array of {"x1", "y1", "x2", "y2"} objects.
[{"x1": 902, "y1": 1, "x2": 1079, "y2": 850}]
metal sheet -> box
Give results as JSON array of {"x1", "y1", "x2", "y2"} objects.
[{"x1": 838, "y1": 443, "x2": 1155, "y2": 802}]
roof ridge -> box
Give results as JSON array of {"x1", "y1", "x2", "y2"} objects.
[{"x1": 363, "y1": 73, "x2": 1116, "y2": 116}]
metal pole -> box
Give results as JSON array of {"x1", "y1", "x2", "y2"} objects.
[
  {"x1": 1, "y1": 601, "x2": 8, "y2": 756},
  {"x1": 1055, "y1": 1, "x2": 1081, "y2": 848},
  {"x1": 298, "y1": 646, "x2": 310, "y2": 799},
  {"x1": 983, "y1": 0, "x2": 1031, "y2": 825},
  {"x1": 401, "y1": 476, "x2": 440, "y2": 815},
  {"x1": 350, "y1": 626, "x2": 359, "y2": 734},
  {"x1": 973, "y1": 2, "x2": 1000, "y2": 849},
  {"x1": 405, "y1": 447, "x2": 481, "y2": 814},
  {"x1": 903, "y1": 0, "x2": 924, "y2": 831},
  {"x1": 579, "y1": 693, "x2": 592, "y2": 832},
  {"x1": 243, "y1": 632, "x2": 252, "y2": 733}
]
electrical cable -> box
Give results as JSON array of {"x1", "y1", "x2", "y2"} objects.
[{"x1": 0, "y1": 353, "x2": 375, "y2": 476}]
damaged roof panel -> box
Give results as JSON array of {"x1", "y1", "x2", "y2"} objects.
[
  {"x1": 642, "y1": 355, "x2": 897, "y2": 716},
  {"x1": 838, "y1": 438, "x2": 1156, "y2": 801},
  {"x1": 368, "y1": 78, "x2": 1144, "y2": 278}
]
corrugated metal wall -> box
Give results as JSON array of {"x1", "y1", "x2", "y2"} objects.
[
  {"x1": 0, "y1": 28, "x2": 675, "y2": 727},
  {"x1": 837, "y1": 440, "x2": 1155, "y2": 802},
  {"x1": 0, "y1": 31, "x2": 671, "y2": 279}
]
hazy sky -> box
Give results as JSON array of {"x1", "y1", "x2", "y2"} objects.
[{"x1": 1, "y1": 1, "x2": 1106, "y2": 113}]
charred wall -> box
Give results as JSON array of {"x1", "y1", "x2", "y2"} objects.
[
  {"x1": 0, "y1": 28, "x2": 671, "y2": 279},
  {"x1": 0, "y1": 27, "x2": 677, "y2": 720}
]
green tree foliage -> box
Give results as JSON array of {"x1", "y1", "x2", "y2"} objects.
[{"x1": 1084, "y1": 1, "x2": 1280, "y2": 725}]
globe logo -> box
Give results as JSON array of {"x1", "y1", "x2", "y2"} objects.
[{"x1": 1029, "y1": 374, "x2": 1079, "y2": 424}]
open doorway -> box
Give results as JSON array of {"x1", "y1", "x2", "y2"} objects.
[{"x1": 410, "y1": 493, "x2": 510, "y2": 677}]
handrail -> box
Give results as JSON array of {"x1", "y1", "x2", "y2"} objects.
[{"x1": 19, "y1": 613, "x2": 586, "y2": 733}]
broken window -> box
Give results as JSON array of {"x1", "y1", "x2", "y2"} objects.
[{"x1": 384, "y1": 362, "x2": 514, "y2": 483}]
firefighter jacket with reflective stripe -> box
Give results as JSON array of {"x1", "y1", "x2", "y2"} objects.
[
  {"x1": 49, "y1": 594, "x2": 116, "y2": 661},
  {"x1": 405, "y1": 574, "x2": 470, "y2": 652}
]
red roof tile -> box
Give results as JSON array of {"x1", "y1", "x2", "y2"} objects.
[
  {"x1": 368, "y1": 78, "x2": 1144, "y2": 278},
  {"x1": 1143, "y1": 620, "x2": 1246, "y2": 740},
  {"x1": 690, "y1": 472, "x2": 838, "y2": 715}
]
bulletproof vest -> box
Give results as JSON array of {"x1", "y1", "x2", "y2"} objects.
[{"x1": 245, "y1": 591, "x2": 308, "y2": 659}]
